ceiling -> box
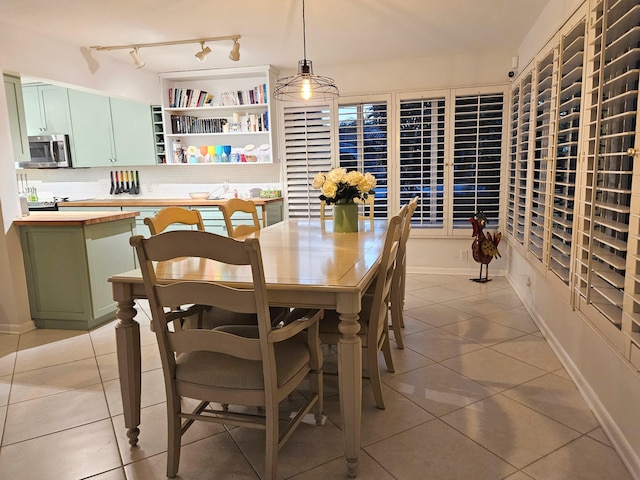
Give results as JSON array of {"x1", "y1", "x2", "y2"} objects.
[{"x1": 1, "y1": 0, "x2": 550, "y2": 74}]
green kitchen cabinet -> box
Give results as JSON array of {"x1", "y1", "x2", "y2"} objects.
[
  {"x1": 18, "y1": 217, "x2": 136, "y2": 330},
  {"x1": 4, "y1": 74, "x2": 30, "y2": 163},
  {"x1": 22, "y1": 84, "x2": 71, "y2": 136},
  {"x1": 68, "y1": 90, "x2": 155, "y2": 167}
]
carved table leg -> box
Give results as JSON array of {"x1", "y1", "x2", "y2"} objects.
[
  {"x1": 338, "y1": 311, "x2": 362, "y2": 478},
  {"x1": 113, "y1": 284, "x2": 141, "y2": 446}
]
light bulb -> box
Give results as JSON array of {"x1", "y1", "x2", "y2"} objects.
[{"x1": 301, "y1": 77, "x2": 312, "y2": 101}]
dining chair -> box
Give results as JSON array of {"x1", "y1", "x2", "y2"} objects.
[
  {"x1": 354, "y1": 193, "x2": 375, "y2": 220},
  {"x1": 143, "y1": 205, "x2": 283, "y2": 329},
  {"x1": 130, "y1": 230, "x2": 324, "y2": 479},
  {"x1": 389, "y1": 195, "x2": 419, "y2": 348},
  {"x1": 319, "y1": 199, "x2": 332, "y2": 222},
  {"x1": 306, "y1": 208, "x2": 405, "y2": 409},
  {"x1": 219, "y1": 198, "x2": 262, "y2": 238},
  {"x1": 143, "y1": 206, "x2": 205, "y2": 235}
]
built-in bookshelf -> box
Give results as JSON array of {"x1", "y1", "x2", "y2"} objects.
[
  {"x1": 158, "y1": 65, "x2": 278, "y2": 165},
  {"x1": 151, "y1": 105, "x2": 166, "y2": 164}
]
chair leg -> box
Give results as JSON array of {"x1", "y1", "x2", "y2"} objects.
[
  {"x1": 381, "y1": 333, "x2": 395, "y2": 374},
  {"x1": 166, "y1": 394, "x2": 182, "y2": 478},
  {"x1": 390, "y1": 301, "x2": 405, "y2": 349},
  {"x1": 368, "y1": 346, "x2": 386, "y2": 409},
  {"x1": 264, "y1": 401, "x2": 279, "y2": 480}
]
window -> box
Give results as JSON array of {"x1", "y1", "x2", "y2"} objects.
[
  {"x1": 398, "y1": 96, "x2": 446, "y2": 228},
  {"x1": 281, "y1": 89, "x2": 505, "y2": 234},
  {"x1": 452, "y1": 93, "x2": 503, "y2": 228},
  {"x1": 283, "y1": 104, "x2": 333, "y2": 218},
  {"x1": 338, "y1": 101, "x2": 389, "y2": 218}
]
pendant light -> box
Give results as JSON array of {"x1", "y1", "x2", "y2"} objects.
[{"x1": 273, "y1": 0, "x2": 338, "y2": 102}]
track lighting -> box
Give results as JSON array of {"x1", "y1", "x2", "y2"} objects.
[
  {"x1": 92, "y1": 35, "x2": 241, "y2": 69},
  {"x1": 229, "y1": 39, "x2": 241, "y2": 61},
  {"x1": 195, "y1": 42, "x2": 212, "y2": 62},
  {"x1": 129, "y1": 47, "x2": 145, "y2": 69}
]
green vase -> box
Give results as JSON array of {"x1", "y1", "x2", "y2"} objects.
[{"x1": 333, "y1": 201, "x2": 359, "y2": 233}]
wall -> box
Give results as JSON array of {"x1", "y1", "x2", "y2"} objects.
[{"x1": 504, "y1": 0, "x2": 640, "y2": 476}]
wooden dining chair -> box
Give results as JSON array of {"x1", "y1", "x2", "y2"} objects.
[
  {"x1": 304, "y1": 208, "x2": 405, "y2": 409},
  {"x1": 143, "y1": 205, "x2": 281, "y2": 329},
  {"x1": 130, "y1": 230, "x2": 324, "y2": 480},
  {"x1": 219, "y1": 198, "x2": 261, "y2": 238},
  {"x1": 354, "y1": 193, "x2": 375, "y2": 220},
  {"x1": 143, "y1": 206, "x2": 205, "y2": 235},
  {"x1": 389, "y1": 195, "x2": 419, "y2": 348}
]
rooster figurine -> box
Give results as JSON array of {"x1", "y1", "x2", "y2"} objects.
[{"x1": 468, "y1": 211, "x2": 501, "y2": 282}]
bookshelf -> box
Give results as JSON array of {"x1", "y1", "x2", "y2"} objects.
[{"x1": 158, "y1": 65, "x2": 278, "y2": 165}]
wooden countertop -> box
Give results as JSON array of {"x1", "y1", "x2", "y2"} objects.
[
  {"x1": 14, "y1": 210, "x2": 139, "y2": 226},
  {"x1": 58, "y1": 197, "x2": 283, "y2": 208}
]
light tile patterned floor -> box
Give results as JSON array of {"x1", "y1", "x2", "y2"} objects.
[{"x1": 0, "y1": 274, "x2": 633, "y2": 479}]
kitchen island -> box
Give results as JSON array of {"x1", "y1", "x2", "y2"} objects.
[
  {"x1": 14, "y1": 211, "x2": 138, "y2": 330},
  {"x1": 58, "y1": 197, "x2": 284, "y2": 235}
]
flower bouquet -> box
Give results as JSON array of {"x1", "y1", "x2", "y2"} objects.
[{"x1": 312, "y1": 168, "x2": 376, "y2": 204}]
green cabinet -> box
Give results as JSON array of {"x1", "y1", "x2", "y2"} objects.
[
  {"x1": 22, "y1": 84, "x2": 71, "y2": 135},
  {"x1": 18, "y1": 217, "x2": 136, "y2": 330},
  {"x1": 68, "y1": 90, "x2": 155, "y2": 167},
  {"x1": 3, "y1": 74, "x2": 30, "y2": 163}
]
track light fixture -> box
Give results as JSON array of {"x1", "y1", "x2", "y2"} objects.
[
  {"x1": 229, "y1": 39, "x2": 241, "y2": 61},
  {"x1": 91, "y1": 35, "x2": 241, "y2": 69},
  {"x1": 129, "y1": 47, "x2": 145, "y2": 69},
  {"x1": 195, "y1": 42, "x2": 212, "y2": 62},
  {"x1": 273, "y1": 0, "x2": 338, "y2": 102}
]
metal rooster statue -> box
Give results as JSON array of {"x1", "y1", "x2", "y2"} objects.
[{"x1": 468, "y1": 211, "x2": 502, "y2": 282}]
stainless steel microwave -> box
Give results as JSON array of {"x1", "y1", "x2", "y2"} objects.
[{"x1": 19, "y1": 134, "x2": 72, "y2": 168}]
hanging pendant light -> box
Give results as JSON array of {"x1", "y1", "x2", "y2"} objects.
[{"x1": 273, "y1": 0, "x2": 339, "y2": 102}]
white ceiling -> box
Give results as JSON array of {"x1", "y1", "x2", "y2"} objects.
[{"x1": 1, "y1": 0, "x2": 550, "y2": 74}]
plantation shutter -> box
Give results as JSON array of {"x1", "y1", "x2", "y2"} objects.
[
  {"x1": 452, "y1": 93, "x2": 503, "y2": 228},
  {"x1": 338, "y1": 101, "x2": 389, "y2": 218},
  {"x1": 398, "y1": 97, "x2": 446, "y2": 228},
  {"x1": 283, "y1": 104, "x2": 333, "y2": 218}
]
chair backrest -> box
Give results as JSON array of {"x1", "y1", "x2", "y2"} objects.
[
  {"x1": 319, "y1": 200, "x2": 332, "y2": 222},
  {"x1": 367, "y1": 210, "x2": 405, "y2": 344},
  {"x1": 354, "y1": 194, "x2": 375, "y2": 220},
  {"x1": 219, "y1": 198, "x2": 261, "y2": 238},
  {"x1": 144, "y1": 206, "x2": 205, "y2": 235},
  {"x1": 130, "y1": 230, "x2": 274, "y2": 385},
  {"x1": 391, "y1": 196, "x2": 419, "y2": 305}
]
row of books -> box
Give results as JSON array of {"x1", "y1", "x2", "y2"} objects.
[
  {"x1": 219, "y1": 84, "x2": 268, "y2": 106},
  {"x1": 170, "y1": 113, "x2": 269, "y2": 134},
  {"x1": 167, "y1": 83, "x2": 268, "y2": 108},
  {"x1": 167, "y1": 88, "x2": 214, "y2": 108},
  {"x1": 171, "y1": 115, "x2": 227, "y2": 134}
]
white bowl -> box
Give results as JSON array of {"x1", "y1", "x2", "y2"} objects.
[{"x1": 188, "y1": 192, "x2": 211, "y2": 199}]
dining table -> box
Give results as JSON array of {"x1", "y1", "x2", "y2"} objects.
[{"x1": 109, "y1": 217, "x2": 389, "y2": 478}]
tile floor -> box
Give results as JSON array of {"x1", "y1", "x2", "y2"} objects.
[{"x1": 0, "y1": 274, "x2": 633, "y2": 479}]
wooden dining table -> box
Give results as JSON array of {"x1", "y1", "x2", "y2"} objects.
[{"x1": 109, "y1": 218, "x2": 389, "y2": 478}]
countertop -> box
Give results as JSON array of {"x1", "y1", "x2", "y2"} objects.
[
  {"x1": 57, "y1": 197, "x2": 283, "y2": 208},
  {"x1": 14, "y1": 210, "x2": 139, "y2": 226}
]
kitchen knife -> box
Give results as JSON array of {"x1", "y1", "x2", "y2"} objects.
[
  {"x1": 119, "y1": 171, "x2": 124, "y2": 193},
  {"x1": 110, "y1": 171, "x2": 115, "y2": 195},
  {"x1": 125, "y1": 171, "x2": 130, "y2": 193},
  {"x1": 134, "y1": 170, "x2": 140, "y2": 194}
]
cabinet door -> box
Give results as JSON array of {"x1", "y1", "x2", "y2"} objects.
[
  {"x1": 22, "y1": 86, "x2": 43, "y2": 135},
  {"x1": 3, "y1": 74, "x2": 30, "y2": 162},
  {"x1": 40, "y1": 85, "x2": 71, "y2": 134},
  {"x1": 23, "y1": 85, "x2": 71, "y2": 135},
  {"x1": 68, "y1": 89, "x2": 114, "y2": 167},
  {"x1": 110, "y1": 98, "x2": 155, "y2": 166}
]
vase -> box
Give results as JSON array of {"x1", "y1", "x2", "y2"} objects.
[{"x1": 333, "y1": 201, "x2": 359, "y2": 233}]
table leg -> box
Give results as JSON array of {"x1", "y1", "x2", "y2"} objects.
[
  {"x1": 337, "y1": 312, "x2": 362, "y2": 478},
  {"x1": 112, "y1": 283, "x2": 141, "y2": 446}
]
